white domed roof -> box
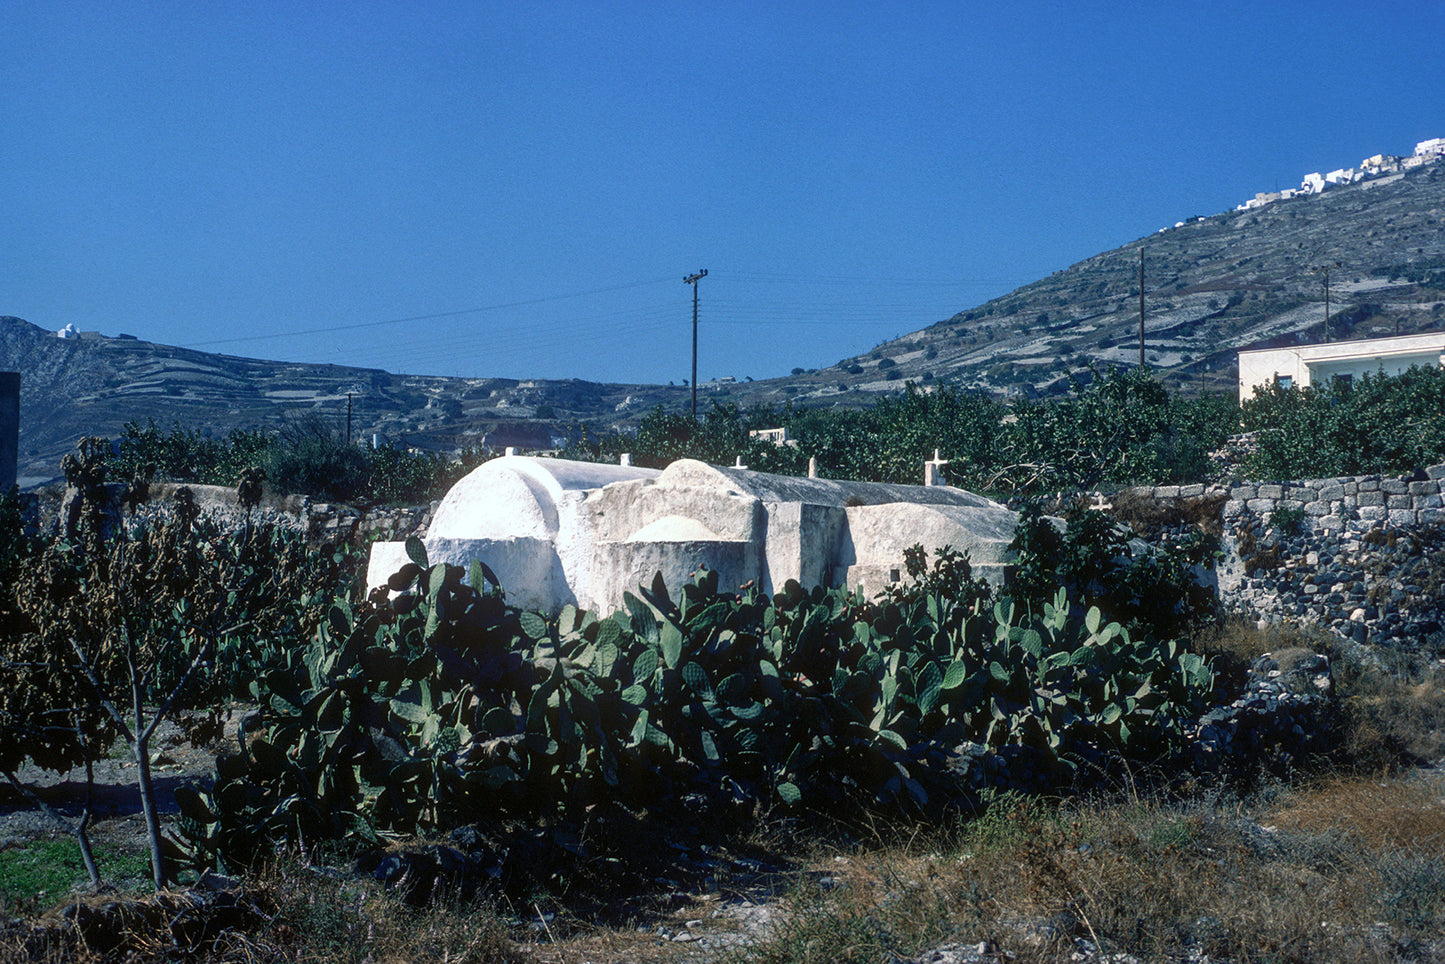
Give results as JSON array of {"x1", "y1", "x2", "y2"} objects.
[{"x1": 429, "y1": 456, "x2": 660, "y2": 541}]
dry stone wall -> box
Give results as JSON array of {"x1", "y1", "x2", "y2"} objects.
[
  {"x1": 38, "y1": 481, "x2": 434, "y2": 548},
  {"x1": 1115, "y1": 464, "x2": 1445, "y2": 651}
]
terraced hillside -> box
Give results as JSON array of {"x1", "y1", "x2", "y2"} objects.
[
  {"x1": 0, "y1": 316, "x2": 682, "y2": 482},
  {"x1": 729, "y1": 159, "x2": 1445, "y2": 407}
]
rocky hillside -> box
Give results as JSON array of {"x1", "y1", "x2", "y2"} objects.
[{"x1": 6, "y1": 158, "x2": 1443, "y2": 481}]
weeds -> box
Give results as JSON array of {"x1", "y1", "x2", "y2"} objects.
[
  {"x1": 1326, "y1": 638, "x2": 1445, "y2": 770},
  {"x1": 739, "y1": 779, "x2": 1445, "y2": 963}
]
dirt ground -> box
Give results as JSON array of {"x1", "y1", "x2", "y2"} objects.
[{"x1": 0, "y1": 708, "x2": 246, "y2": 888}]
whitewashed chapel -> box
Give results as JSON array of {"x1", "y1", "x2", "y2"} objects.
[{"x1": 367, "y1": 455, "x2": 1020, "y2": 615}]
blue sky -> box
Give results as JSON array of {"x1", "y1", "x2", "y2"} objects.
[{"x1": 6, "y1": 2, "x2": 1443, "y2": 384}]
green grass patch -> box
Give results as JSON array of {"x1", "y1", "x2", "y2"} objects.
[{"x1": 0, "y1": 837, "x2": 152, "y2": 908}]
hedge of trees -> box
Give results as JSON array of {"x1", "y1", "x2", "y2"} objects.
[
  {"x1": 563, "y1": 367, "x2": 1239, "y2": 492},
  {"x1": 96, "y1": 363, "x2": 1445, "y2": 507},
  {"x1": 1239, "y1": 364, "x2": 1445, "y2": 480},
  {"x1": 569, "y1": 365, "x2": 1445, "y2": 492}
]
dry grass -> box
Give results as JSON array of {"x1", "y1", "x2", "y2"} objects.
[
  {"x1": 6, "y1": 783, "x2": 1444, "y2": 963},
  {"x1": 1270, "y1": 775, "x2": 1445, "y2": 854},
  {"x1": 1340, "y1": 665, "x2": 1445, "y2": 770},
  {"x1": 0, "y1": 862, "x2": 528, "y2": 964},
  {"x1": 735, "y1": 780, "x2": 1445, "y2": 963}
]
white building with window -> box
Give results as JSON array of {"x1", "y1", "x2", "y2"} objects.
[
  {"x1": 1238, "y1": 332, "x2": 1445, "y2": 402},
  {"x1": 1414, "y1": 137, "x2": 1445, "y2": 158}
]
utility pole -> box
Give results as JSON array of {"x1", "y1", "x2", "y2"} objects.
[
  {"x1": 1138, "y1": 247, "x2": 1146, "y2": 368},
  {"x1": 1313, "y1": 262, "x2": 1342, "y2": 343},
  {"x1": 685, "y1": 269, "x2": 708, "y2": 419},
  {"x1": 346, "y1": 392, "x2": 353, "y2": 444}
]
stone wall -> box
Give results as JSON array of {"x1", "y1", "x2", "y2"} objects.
[
  {"x1": 38, "y1": 481, "x2": 434, "y2": 548},
  {"x1": 1109, "y1": 463, "x2": 1445, "y2": 650},
  {"x1": 144, "y1": 484, "x2": 436, "y2": 547}
]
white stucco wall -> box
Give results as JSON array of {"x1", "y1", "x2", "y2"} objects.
[
  {"x1": 839, "y1": 503, "x2": 1018, "y2": 593},
  {"x1": 367, "y1": 456, "x2": 660, "y2": 611},
  {"x1": 591, "y1": 538, "x2": 756, "y2": 610}
]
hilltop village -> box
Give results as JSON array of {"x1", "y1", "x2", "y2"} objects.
[{"x1": 1234, "y1": 135, "x2": 1445, "y2": 212}]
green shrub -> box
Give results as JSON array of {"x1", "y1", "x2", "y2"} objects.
[
  {"x1": 1004, "y1": 367, "x2": 1229, "y2": 490},
  {"x1": 1270, "y1": 505, "x2": 1308, "y2": 536},
  {"x1": 263, "y1": 415, "x2": 370, "y2": 502},
  {"x1": 1006, "y1": 502, "x2": 1220, "y2": 641},
  {"x1": 177, "y1": 544, "x2": 1214, "y2": 872}
]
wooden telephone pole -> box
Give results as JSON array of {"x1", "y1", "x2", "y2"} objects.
[
  {"x1": 685, "y1": 269, "x2": 708, "y2": 419},
  {"x1": 1313, "y1": 262, "x2": 1342, "y2": 343},
  {"x1": 1138, "y1": 247, "x2": 1146, "y2": 368}
]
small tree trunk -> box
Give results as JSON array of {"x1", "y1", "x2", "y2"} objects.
[
  {"x1": 76, "y1": 739, "x2": 102, "y2": 890},
  {"x1": 134, "y1": 732, "x2": 168, "y2": 889},
  {"x1": 131, "y1": 673, "x2": 168, "y2": 890}
]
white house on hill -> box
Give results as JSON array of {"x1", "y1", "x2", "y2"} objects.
[{"x1": 1238, "y1": 332, "x2": 1445, "y2": 402}]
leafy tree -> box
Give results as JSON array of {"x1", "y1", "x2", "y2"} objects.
[
  {"x1": 1003, "y1": 367, "x2": 1223, "y2": 490},
  {"x1": 3, "y1": 451, "x2": 359, "y2": 889}
]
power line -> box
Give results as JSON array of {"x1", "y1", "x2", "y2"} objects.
[
  {"x1": 183, "y1": 273, "x2": 1016, "y2": 352},
  {"x1": 170, "y1": 270, "x2": 1016, "y2": 380},
  {"x1": 727, "y1": 271, "x2": 1030, "y2": 287},
  {"x1": 180, "y1": 277, "x2": 674, "y2": 349}
]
